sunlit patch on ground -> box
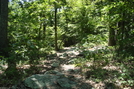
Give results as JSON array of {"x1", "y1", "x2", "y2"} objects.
[{"x1": 0, "y1": 46, "x2": 133, "y2": 88}]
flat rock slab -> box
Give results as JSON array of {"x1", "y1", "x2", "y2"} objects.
[{"x1": 23, "y1": 70, "x2": 92, "y2": 89}]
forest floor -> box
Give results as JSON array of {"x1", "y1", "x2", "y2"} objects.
[
  {"x1": 0, "y1": 46, "x2": 134, "y2": 89},
  {"x1": 41, "y1": 46, "x2": 133, "y2": 89},
  {"x1": 27, "y1": 46, "x2": 133, "y2": 89}
]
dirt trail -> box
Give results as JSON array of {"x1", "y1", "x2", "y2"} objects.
[
  {"x1": 1, "y1": 46, "x2": 133, "y2": 89},
  {"x1": 43, "y1": 46, "x2": 121, "y2": 89},
  {"x1": 44, "y1": 46, "x2": 134, "y2": 89}
]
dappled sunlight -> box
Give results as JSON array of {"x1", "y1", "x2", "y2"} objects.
[
  {"x1": 61, "y1": 64, "x2": 76, "y2": 71},
  {"x1": 0, "y1": 45, "x2": 133, "y2": 88},
  {"x1": 103, "y1": 64, "x2": 121, "y2": 72},
  {"x1": 0, "y1": 0, "x2": 133, "y2": 88}
]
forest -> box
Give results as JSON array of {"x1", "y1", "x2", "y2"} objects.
[{"x1": 0, "y1": 0, "x2": 134, "y2": 89}]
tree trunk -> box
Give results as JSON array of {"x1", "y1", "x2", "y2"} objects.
[
  {"x1": 0, "y1": 0, "x2": 8, "y2": 57},
  {"x1": 108, "y1": 27, "x2": 116, "y2": 46},
  {"x1": 0, "y1": 0, "x2": 18, "y2": 79},
  {"x1": 54, "y1": 2, "x2": 58, "y2": 51},
  {"x1": 108, "y1": 1, "x2": 117, "y2": 46}
]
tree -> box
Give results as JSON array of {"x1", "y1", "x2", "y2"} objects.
[
  {"x1": 0, "y1": 0, "x2": 17, "y2": 79},
  {"x1": 108, "y1": 6, "x2": 116, "y2": 46},
  {"x1": 0, "y1": 0, "x2": 20, "y2": 79},
  {"x1": 54, "y1": 1, "x2": 58, "y2": 51},
  {"x1": 0, "y1": 0, "x2": 8, "y2": 57}
]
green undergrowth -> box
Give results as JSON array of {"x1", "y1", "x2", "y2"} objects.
[{"x1": 70, "y1": 45, "x2": 134, "y2": 88}]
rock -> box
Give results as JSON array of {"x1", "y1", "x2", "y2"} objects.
[
  {"x1": 63, "y1": 53, "x2": 68, "y2": 57},
  {"x1": 24, "y1": 73, "x2": 62, "y2": 89},
  {"x1": 67, "y1": 69, "x2": 75, "y2": 73},
  {"x1": 45, "y1": 70, "x2": 58, "y2": 74},
  {"x1": 23, "y1": 70, "x2": 92, "y2": 89},
  {"x1": 23, "y1": 71, "x2": 75, "y2": 89},
  {"x1": 24, "y1": 74, "x2": 49, "y2": 89},
  {"x1": 51, "y1": 62, "x2": 60, "y2": 68},
  {"x1": 57, "y1": 78, "x2": 73, "y2": 88}
]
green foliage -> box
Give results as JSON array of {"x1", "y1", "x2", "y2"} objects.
[
  {"x1": 8, "y1": 0, "x2": 54, "y2": 64},
  {"x1": 0, "y1": 57, "x2": 7, "y2": 71},
  {"x1": 0, "y1": 0, "x2": 134, "y2": 88},
  {"x1": 80, "y1": 34, "x2": 108, "y2": 47}
]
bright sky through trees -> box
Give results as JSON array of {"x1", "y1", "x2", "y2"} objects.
[{"x1": 9, "y1": 0, "x2": 30, "y2": 2}]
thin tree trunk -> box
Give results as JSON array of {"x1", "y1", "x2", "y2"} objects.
[
  {"x1": 108, "y1": 27, "x2": 116, "y2": 46},
  {"x1": 43, "y1": 23, "x2": 46, "y2": 39},
  {"x1": 54, "y1": 2, "x2": 58, "y2": 51}
]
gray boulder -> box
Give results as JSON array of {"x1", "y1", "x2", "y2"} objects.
[
  {"x1": 51, "y1": 62, "x2": 60, "y2": 68},
  {"x1": 24, "y1": 74, "x2": 57, "y2": 89},
  {"x1": 24, "y1": 70, "x2": 77, "y2": 89},
  {"x1": 22, "y1": 70, "x2": 92, "y2": 89}
]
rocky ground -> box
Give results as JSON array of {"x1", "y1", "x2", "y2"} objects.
[{"x1": 1, "y1": 46, "x2": 133, "y2": 89}]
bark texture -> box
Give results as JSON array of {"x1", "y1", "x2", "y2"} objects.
[{"x1": 0, "y1": 0, "x2": 8, "y2": 57}]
